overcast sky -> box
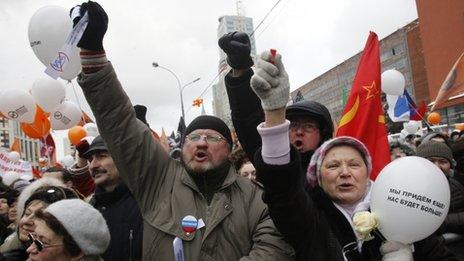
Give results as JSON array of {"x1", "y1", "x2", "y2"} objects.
[{"x1": 0, "y1": 0, "x2": 418, "y2": 157}]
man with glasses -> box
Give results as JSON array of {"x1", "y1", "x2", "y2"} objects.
[
  {"x1": 219, "y1": 32, "x2": 334, "y2": 172},
  {"x1": 71, "y1": 2, "x2": 293, "y2": 260}
]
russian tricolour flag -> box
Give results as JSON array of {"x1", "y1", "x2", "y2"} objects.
[{"x1": 386, "y1": 89, "x2": 426, "y2": 122}]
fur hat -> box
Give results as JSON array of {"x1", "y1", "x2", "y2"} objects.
[
  {"x1": 45, "y1": 199, "x2": 110, "y2": 255},
  {"x1": 306, "y1": 136, "x2": 372, "y2": 188},
  {"x1": 16, "y1": 177, "x2": 64, "y2": 219}
]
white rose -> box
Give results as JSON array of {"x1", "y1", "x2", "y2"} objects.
[{"x1": 353, "y1": 211, "x2": 379, "y2": 241}]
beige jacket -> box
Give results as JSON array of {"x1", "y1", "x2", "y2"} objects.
[{"x1": 77, "y1": 63, "x2": 294, "y2": 261}]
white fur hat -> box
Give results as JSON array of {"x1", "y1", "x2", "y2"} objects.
[
  {"x1": 45, "y1": 199, "x2": 110, "y2": 255},
  {"x1": 16, "y1": 177, "x2": 64, "y2": 219}
]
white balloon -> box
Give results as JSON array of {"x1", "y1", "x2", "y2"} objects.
[
  {"x1": 31, "y1": 78, "x2": 66, "y2": 112},
  {"x1": 59, "y1": 155, "x2": 75, "y2": 168},
  {"x1": 381, "y1": 69, "x2": 406, "y2": 95},
  {"x1": 28, "y1": 5, "x2": 81, "y2": 80},
  {"x1": 83, "y1": 123, "x2": 99, "y2": 137},
  {"x1": 403, "y1": 121, "x2": 420, "y2": 135},
  {"x1": 50, "y1": 101, "x2": 82, "y2": 130},
  {"x1": 81, "y1": 136, "x2": 95, "y2": 145},
  {"x1": 0, "y1": 89, "x2": 36, "y2": 123},
  {"x1": 371, "y1": 156, "x2": 450, "y2": 244},
  {"x1": 8, "y1": 151, "x2": 21, "y2": 162},
  {"x1": 1, "y1": 171, "x2": 22, "y2": 186}
]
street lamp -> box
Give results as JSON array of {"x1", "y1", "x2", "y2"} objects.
[{"x1": 152, "y1": 62, "x2": 200, "y2": 121}]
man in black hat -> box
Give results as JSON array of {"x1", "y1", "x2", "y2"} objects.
[
  {"x1": 81, "y1": 136, "x2": 143, "y2": 261},
  {"x1": 70, "y1": 2, "x2": 293, "y2": 260}
]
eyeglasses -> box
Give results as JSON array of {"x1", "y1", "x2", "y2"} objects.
[
  {"x1": 186, "y1": 133, "x2": 225, "y2": 144},
  {"x1": 289, "y1": 121, "x2": 319, "y2": 133},
  {"x1": 28, "y1": 233, "x2": 63, "y2": 252}
]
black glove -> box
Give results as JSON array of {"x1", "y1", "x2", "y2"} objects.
[
  {"x1": 70, "y1": 1, "x2": 108, "y2": 51},
  {"x1": 134, "y1": 105, "x2": 149, "y2": 127},
  {"x1": 218, "y1": 31, "x2": 253, "y2": 70}
]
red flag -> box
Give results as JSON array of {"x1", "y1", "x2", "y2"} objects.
[
  {"x1": 431, "y1": 51, "x2": 464, "y2": 111},
  {"x1": 40, "y1": 134, "x2": 56, "y2": 165},
  {"x1": 336, "y1": 32, "x2": 390, "y2": 180}
]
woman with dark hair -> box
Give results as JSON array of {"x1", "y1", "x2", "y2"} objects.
[
  {"x1": 0, "y1": 178, "x2": 77, "y2": 260},
  {"x1": 27, "y1": 199, "x2": 109, "y2": 261}
]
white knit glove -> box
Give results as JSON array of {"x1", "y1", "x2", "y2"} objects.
[
  {"x1": 380, "y1": 241, "x2": 413, "y2": 261},
  {"x1": 250, "y1": 51, "x2": 290, "y2": 110}
]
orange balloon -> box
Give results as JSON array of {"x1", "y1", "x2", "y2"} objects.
[
  {"x1": 456, "y1": 123, "x2": 464, "y2": 131},
  {"x1": 427, "y1": 112, "x2": 441, "y2": 125},
  {"x1": 21, "y1": 106, "x2": 51, "y2": 139},
  {"x1": 68, "y1": 126, "x2": 87, "y2": 146}
]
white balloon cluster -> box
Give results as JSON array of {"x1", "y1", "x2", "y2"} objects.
[{"x1": 0, "y1": 6, "x2": 83, "y2": 131}]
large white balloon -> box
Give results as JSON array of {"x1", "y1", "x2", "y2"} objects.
[
  {"x1": 50, "y1": 101, "x2": 82, "y2": 130},
  {"x1": 381, "y1": 69, "x2": 406, "y2": 95},
  {"x1": 371, "y1": 156, "x2": 450, "y2": 244},
  {"x1": 8, "y1": 151, "x2": 21, "y2": 162},
  {"x1": 28, "y1": 5, "x2": 81, "y2": 80},
  {"x1": 83, "y1": 123, "x2": 99, "y2": 137},
  {"x1": 31, "y1": 78, "x2": 66, "y2": 112},
  {"x1": 0, "y1": 89, "x2": 36, "y2": 123}
]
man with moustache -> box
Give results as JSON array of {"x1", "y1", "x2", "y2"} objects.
[
  {"x1": 71, "y1": 3, "x2": 293, "y2": 259},
  {"x1": 83, "y1": 135, "x2": 143, "y2": 261}
]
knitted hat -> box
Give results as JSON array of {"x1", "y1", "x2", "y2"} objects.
[
  {"x1": 82, "y1": 136, "x2": 108, "y2": 159},
  {"x1": 45, "y1": 199, "x2": 110, "y2": 255},
  {"x1": 306, "y1": 136, "x2": 372, "y2": 188},
  {"x1": 416, "y1": 141, "x2": 454, "y2": 166},
  {"x1": 183, "y1": 115, "x2": 233, "y2": 147}
]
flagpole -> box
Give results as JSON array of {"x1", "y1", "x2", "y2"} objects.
[{"x1": 404, "y1": 98, "x2": 432, "y2": 132}]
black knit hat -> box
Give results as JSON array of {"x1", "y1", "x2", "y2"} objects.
[
  {"x1": 183, "y1": 115, "x2": 233, "y2": 147},
  {"x1": 416, "y1": 141, "x2": 454, "y2": 166}
]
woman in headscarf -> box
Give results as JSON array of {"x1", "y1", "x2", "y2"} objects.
[{"x1": 250, "y1": 50, "x2": 457, "y2": 260}]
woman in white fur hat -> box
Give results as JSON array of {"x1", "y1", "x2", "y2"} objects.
[{"x1": 26, "y1": 199, "x2": 110, "y2": 261}]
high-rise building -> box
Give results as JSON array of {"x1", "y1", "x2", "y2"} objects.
[
  {"x1": 0, "y1": 118, "x2": 41, "y2": 167},
  {"x1": 213, "y1": 15, "x2": 256, "y2": 127}
]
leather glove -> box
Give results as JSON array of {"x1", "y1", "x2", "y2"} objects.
[
  {"x1": 70, "y1": 1, "x2": 108, "y2": 51},
  {"x1": 218, "y1": 31, "x2": 253, "y2": 70},
  {"x1": 380, "y1": 241, "x2": 413, "y2": 261},
  {"x1": 250, "y1": 50, "x2": 289, "y2": 110}
]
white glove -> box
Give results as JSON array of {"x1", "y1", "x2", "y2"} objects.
[
  {"x1": 250, "y1": 51, "x2": 290, "y2": 110},
  {"x1": 380, "y1": 241, "x2": 413, "y2": 261}
]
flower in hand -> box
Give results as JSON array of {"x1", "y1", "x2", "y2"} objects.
[{"x1": 353, "y1": 211, "x2": 379, "y2": 241}]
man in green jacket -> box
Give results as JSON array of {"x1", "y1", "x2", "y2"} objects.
[{"x1": 70, "y1": 2, "x2": 294, "y2": 260}]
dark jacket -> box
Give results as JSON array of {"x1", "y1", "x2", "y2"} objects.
[
  {"x1": 90, "y1": 183, "x2": 143, "y2": 261},
  {"x1": 225, "y1": 69, "x2": 333, "y2": 170},
  {"x1": 255, "y1": 146, "x2": 458, "y2": 261}
]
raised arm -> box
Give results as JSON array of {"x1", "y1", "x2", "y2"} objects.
[{"x1": 72, "y1": 1, "x2": 177, "y2": 212}]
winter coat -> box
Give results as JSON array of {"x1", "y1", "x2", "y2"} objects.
[
  {"x1": 89, "y1": 183, "x2": 143, "y2": 261},
  {"x1": 77, "y1": 63, "x2": 294, "y2": 261},
  {"x1": 0, "y1": 233, "x2": 26, "y2": 261},
  {"x1": 224, "y1": 69, "x2": 332, "y2": 170},
  {"x1": 254, "y1": 146, "x2": 458, "y2": 261}
]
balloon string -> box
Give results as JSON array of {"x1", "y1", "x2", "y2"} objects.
[{"x1": 68, "y1": 80, "x2": 87, "y2": 124}]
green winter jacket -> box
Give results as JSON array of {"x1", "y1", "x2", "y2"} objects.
[{"x1": 77, "y1": 63, "x2": 294, "y2": 261}]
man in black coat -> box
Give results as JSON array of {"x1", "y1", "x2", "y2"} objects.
[
  {"x1": 82, "y1": 136, "x2": 143, "y2": 261},
  {"x1": 219, "y1": 32, "x2": 333, "y2": 171}
]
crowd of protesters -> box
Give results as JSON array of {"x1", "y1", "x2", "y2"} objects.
[{"x1": 0, "y1": 1, "x2": 463, "y2": 260}]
